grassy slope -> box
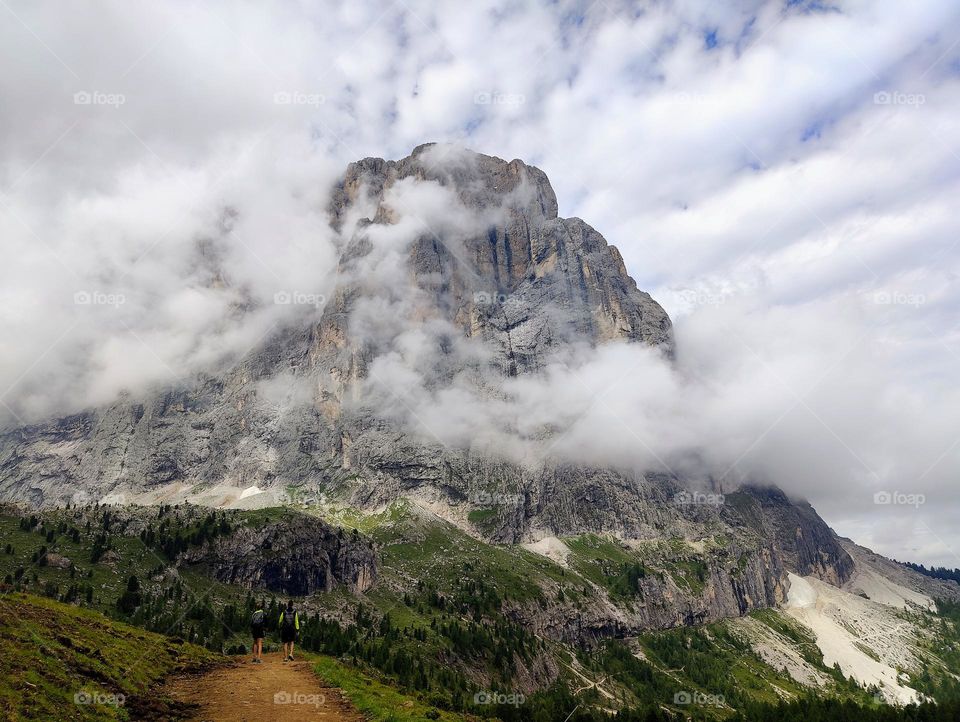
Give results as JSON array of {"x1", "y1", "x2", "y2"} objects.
[
  {"x1": 0, "y1": 592, "x2": 217, "y2": 721},
  {"x1": 313, "y1": 655, "x2": 471, "y2": 722},
  {"x1": 0, "y1": 512, "x2": 160, "y2": 610}
]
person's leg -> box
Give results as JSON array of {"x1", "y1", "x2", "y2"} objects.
[{"x1": 289, "y1": 641, "x2": 295, "y2": 660}]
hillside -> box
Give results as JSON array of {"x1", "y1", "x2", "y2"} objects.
[
  {"x1": 0, "y1": 592, "x2": 216, "y2": 720},
  {"x1": 3, "y1": 502, "x2": 960, "y2": 720}
]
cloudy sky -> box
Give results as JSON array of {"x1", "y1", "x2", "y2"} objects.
[{"x1": 1, "y1": 0, "x2": 958, "y2": 566}]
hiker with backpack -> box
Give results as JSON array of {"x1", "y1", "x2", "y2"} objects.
[
  {"x1": 250, "y1": 606, "x2": 266, "y2": 664},
  {"x1": 278, "y1": 600, "x2": 299, "y2": 661}
]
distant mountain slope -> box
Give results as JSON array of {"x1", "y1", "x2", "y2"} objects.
[{"x1": 838, "y1": 537, "x2": 960, "y2": 603}]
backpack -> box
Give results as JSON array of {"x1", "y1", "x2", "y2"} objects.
[
  {"x1": 281, "y1": 608, "x2": 297, "y2": 632},
  {"x1": 251, "y1": 609, "x2": 264, "y2": 626}
]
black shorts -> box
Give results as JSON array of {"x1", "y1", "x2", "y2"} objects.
[
  {"x1": 251, "y1": 625, "x2": 264, "y2": 640},
  {"x1": 280, "y1": 627, "x2": 296, "y2": 643}
]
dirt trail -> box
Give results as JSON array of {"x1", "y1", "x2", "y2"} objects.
[{"x1": 164, "y1": 652, "x2": 363, "y2": 721}]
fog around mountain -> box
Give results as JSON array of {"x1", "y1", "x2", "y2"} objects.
[{"x1": 1, "y1": 0, "x2": 958, "y2": 566}]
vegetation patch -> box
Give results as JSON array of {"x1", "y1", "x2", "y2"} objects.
[{"x1": 0, "y1": 592, "x2": 216, "y2": 721}]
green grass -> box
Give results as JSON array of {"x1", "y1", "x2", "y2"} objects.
[
  {"x1": 627, "y1": 620, "x2": 819, "y2": 715},
  {"x1": 670, "y1": 558, "x2": 709, "y2": 594},
  {"x1": 564, "y1": 534, "x2": 664, "y2": 601},
  {"x1": 365, "y1": 504, "x2": 559, "y2": 604},
  {"x1": 466, "y1": 508, "x2": 498, "y2": 525},
  {"x1": 0, "y1": 592, "x2": 217, "y2": 721},
  {"x1": 0, "y1": 513, "x2": 166, "y2": 610},
  {"x1": 312, "y1": 655, "x2": 468, "y2": 721}
]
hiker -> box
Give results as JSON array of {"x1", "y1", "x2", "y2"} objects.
[
  {"x1": 279, "y1": 600, "x2": 299, "y2": 662},
  {"x1": 250, "y1": 606, "x2": 265, "y2": 664}
]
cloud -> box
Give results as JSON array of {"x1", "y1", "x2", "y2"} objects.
[
  {"x1": 355, "y1": 283, "x2": 960, "y2": 547},
  {"x1": 0, "y1": 129, "x2": 343, "y2": 420}
]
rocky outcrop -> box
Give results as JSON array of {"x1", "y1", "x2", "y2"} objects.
[
  {"x1": 724, "y1": 486, "x2": 855, "y2": 586},
  {"x1": 506, "y1": 541, "x2": 787, "y2": 645},
  {"x1": 178, "y1": 513, "x2": 376, "y2": 595},
  {"x1": 44, "y1": 553, "x2": 73, "y2": 570}
]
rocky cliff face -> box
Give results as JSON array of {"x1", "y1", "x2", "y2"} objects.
[
  {"x1": 177, "y1": 512, "x2": 376, "y2": 595},
  {"x1": 725, "y1": 487, "x2": 854, "y2": 587},
  {"x1": 327, "y1": 144, "x2": 674, "y2": 373},
  {"x1": 507, "y1": 536, "x2": 788, "y2": 645},
  {"x1": 17, "y1": 503, "x2": 378, "y2": 597},
  {"x1": 837, "y1": 537, "x2": 960, "y2": 603},
  {"x1": 505, "y1": 484, "x2": 861, "y2": 645}
]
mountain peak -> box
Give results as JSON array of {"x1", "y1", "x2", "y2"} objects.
[{"x1": 328, "y1": 144, "x2": 672, "y2": 378}]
